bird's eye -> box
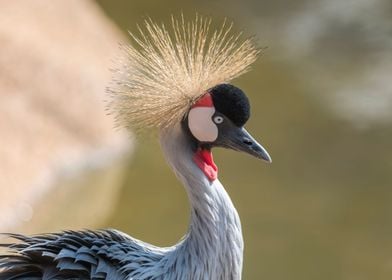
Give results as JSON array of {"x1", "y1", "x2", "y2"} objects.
[{"x1": 213, "y1": 116, "x2": 224, "y2": 124}]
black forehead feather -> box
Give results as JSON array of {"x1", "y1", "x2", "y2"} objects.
[{"x1": 209, "y1": 84, "x2": 250, "y2": 127}]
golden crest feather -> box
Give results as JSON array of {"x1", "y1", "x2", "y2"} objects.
[{"x1": 108, "y1": 15, "x2": 259, "y2": 131}]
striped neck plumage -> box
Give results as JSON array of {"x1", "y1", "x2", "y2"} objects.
[{"x1": 160, "y1": 125, "x2": 244, "y2": 279}]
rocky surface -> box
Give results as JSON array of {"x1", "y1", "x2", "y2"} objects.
[{"x1": 0, "y1": 1, "x2": 130, "y2": 231}]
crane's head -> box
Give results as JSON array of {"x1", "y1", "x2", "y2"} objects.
[
  {"x1": 183, "y1": 83, "x2": 271, "y2": 181},
  {"x1": 108, "y1": 16, "x2": 271, "y2": 181}
]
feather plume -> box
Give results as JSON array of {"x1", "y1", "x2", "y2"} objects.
[{"x1": 108, "y1": 15, "x2": 259, "y2": 131}]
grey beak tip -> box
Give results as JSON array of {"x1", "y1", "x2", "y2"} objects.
[
  {"x1": 257, "y1": 146, "x2": 272, "y2": 163},
  {"x1": 265, "y1": 157, "x2": 272, "y2": 163},
  {"x1": 262, "y1": 155, "x2": 272, "y2": 163}
]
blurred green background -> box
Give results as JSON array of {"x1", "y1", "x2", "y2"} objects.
[{"x1": 94, "y1": 0, "x2": 392, "y2": 279}]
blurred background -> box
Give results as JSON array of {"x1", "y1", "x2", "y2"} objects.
[{"x1": 1, "y1": 0, "x2": 391, "y2": 279}]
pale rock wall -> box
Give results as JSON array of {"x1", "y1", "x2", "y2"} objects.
[{"x1": 0, "y1": 1, "x2": 131, "y2": 231}]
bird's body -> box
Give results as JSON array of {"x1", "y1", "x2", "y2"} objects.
[
  {"x1": 0, "y1": 125, "x2": 243, "y2": 280},
  {"x1": 0, "y1": 16, "x2": 271, "y2": 280}
]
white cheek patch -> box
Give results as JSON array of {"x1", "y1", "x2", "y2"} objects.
[{"x1": 188, "y1": 107, "x2": 218, "y2": 142}]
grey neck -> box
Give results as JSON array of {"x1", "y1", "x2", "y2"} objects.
[{"x1": 160, "y1": 125, "x2": 243, "y2": 280}]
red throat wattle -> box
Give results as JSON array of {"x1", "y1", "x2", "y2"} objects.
[{"x1": 193, "y1": 148, "x2": 218, "y2": 181}]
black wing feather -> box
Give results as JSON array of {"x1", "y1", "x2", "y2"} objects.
[{"x1": 0, "y1": 230, "x2": 131, "y2": 280}]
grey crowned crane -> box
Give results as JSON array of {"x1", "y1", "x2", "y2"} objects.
[{"x1": 0, "y1": 16, "x2": 271, "y2": 280}]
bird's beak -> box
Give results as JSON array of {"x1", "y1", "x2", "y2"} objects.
[{"x1": 215, "y1": 125, "x2": 272, "y2": 163}]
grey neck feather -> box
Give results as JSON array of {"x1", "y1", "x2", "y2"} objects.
[{"x1": 159, "y1": 124, "x2": 244, "y2": 280}]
